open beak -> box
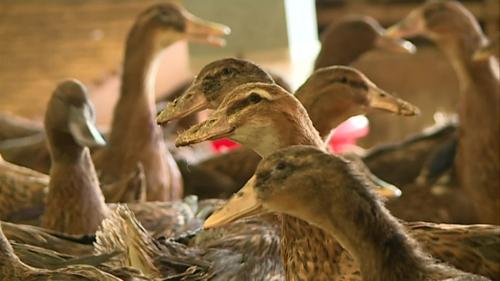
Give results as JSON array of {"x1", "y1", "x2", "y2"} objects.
[
  {"x1": 68, "y1": 106, "x2": 106, "y2": 148},
  {"x1": 204, "y1": 176, "x2": 266, "y2": 229},
  {"x1": 376, "y1": 33, "x2": 417, "y2": 54},
  {"x1": 184, "y1": 12, "x2": 231, "y2": 47},
  {"x1": 175, "y1": 112, "x2": 234, "y2": 147},
  {"x1": 386, "y1": 10, "x2": 426, "y2": 39},
  {"x1": 156, "y1": 88, "x2": 209, "y2": 125},
  {"x1": 367, "y1": 87, "x2": 420, "y2": 116}
]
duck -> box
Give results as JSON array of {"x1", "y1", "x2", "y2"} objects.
[
  {"x1": 0, "y1": 150, "x2": 146, "y2": 227},
  {"x1": 12, "y1": 79, "x2": 196, "y2": 238},
  {"x1": 176, "y1": 82, "x2": 500, "y2": 279},
  {"x1": 0, "y1": 223, "x2": 122, "y2": 280},
  {"x1": 314, "y1": 15, "x2": 416, "y2": 69},
  {"x1": 0, "y1": 113, "x2": 43, "y2": 142},
  {"x1": 40, "y1": 79, "x2": 109, "y2": 235},
  {"x1": 204, "y1": 145, "x2": 492, "y2": 281},
  {"x1": 92, "y1": 2, "x2": 229, "y2": 202},
  {"x1": 386, "y1": 0, "x2": 500, "y2": 224},
  {"x1": 158, "y1": 60, "x2": 418, "y2": 197}
]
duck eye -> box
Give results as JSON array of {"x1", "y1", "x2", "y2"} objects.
[
  {"x1": 340, "y1": 77, "x2": 347, "y2": 83},
  {"x1": 221, "y1": 68, "x2": 232, "y2": 75},
  {"x1": 275, "y1": 161, "x2": 287, "y2": 170},
  {"x1": 379, "y1": 93, "x2": 386, "y2": 97},
  {"x1": 248, "y1": 93, "x2": 262, "y2": 104}
]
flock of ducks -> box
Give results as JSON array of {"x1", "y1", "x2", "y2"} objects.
[{"x1": 0, "y1": 1, "x2": 498, "y2": 280}]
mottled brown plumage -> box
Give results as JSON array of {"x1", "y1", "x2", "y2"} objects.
[
  {"x1": 0, "y1": 223, "x2": 120, "y2": 280},
  {"x1": 206, "y1": 146, "x2": 492, "y2": 281}
]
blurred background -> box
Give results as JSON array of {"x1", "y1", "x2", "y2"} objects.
[{"x1": 0, "y1": 0, "x2": 498, "y2": 147}]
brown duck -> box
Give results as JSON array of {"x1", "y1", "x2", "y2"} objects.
[
  {"x1": 205, "y1": 145, "x2": 492, "y2": 281},
  {"x1": 177, "y1": 82, "x2": 499, "y2": 280},
  {"x1": 387, "y1": 0, "x2": 500, "y2": 224},
  {"x1": 92, "y1": 2, "x2": 229, "y2": 202}
]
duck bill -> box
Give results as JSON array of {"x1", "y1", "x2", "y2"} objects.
[
  {"x1": 367, "y1": 87, "x2": 420, "y2": 116},
  {"x1": 204, "y1": 176, "x2": 266, "y2": 229},
  {"x1": 68, "y1": 106, "x2": 106, "y2": 148},
  {"x1": 375, "y1": 34, "x2": 417, "y2": 54},
  {"x1": 156, "y1": 90, "x2": 209, "y2": 125},
  {"x1": 175, "y1": 113, "x2": 234, "y2": 147},
  {"x1": 386, "y1": 10, "x2": 426, "y2": 39},
  {"x1": 372, "y1": 178, "x2": 402, "y2": 199},
  {"x1": 184, "y1": 12, "x2": 231, "y2": 47}
]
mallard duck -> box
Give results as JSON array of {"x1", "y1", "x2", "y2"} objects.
[
  {"x1": 204, "y1": 145, "x2": 492, "y2": 281},
  {"x1": 386, "y1": 0, "x2": 500, "y2": 224},
  {"x1": 0, "y1": 223, "x2": 121, "y2": 280},
  {"x1": 159, "y1": 61, "x2": 417, "y2": 197},
  {"x1": 92, "y1": 2, "x2": 229, "y2": 202},
  {"x1": 314, "y1": 15, "x2": 416, "y2": 69},
  {"x1": 176, "y1": 82, "x2": 499, "y2": 279}
]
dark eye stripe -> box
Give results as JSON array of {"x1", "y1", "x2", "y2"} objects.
[
  {"x1": 329, "y1": 78, "x2": 368, "y2": 91},
  {"x1": 226, "y1": 93, "x2": 265, "y2": 115}
]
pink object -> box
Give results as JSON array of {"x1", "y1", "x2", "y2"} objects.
[
  {"x1": 211, "y1": 138, "x2": 240, "y2": 153},
  {"x1": 329, "y1": 116, "x2": 369, "y2": 153},
  {"x1": 210, "y1": 115, "x2": 370, "y2": 154}
]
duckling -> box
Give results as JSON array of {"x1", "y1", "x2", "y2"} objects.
[
  {"x1": 204, "y1": 145, "x2": 491, "y2": 281},
  {"x1": 177, "y1": 83, "x2": 499, "y2": 279},
  {"x1": 315, "y1": 15, "x2": 416, "y2": 69},
  {"x1": 387, "y1": 0, "x2": 500, "y2": 224},
  {"x1": 93, "y1": 2, "x2": 230, "y2": 202},
  {"x1": 0, "y1": 223, "x2": 121, "y2": 280}
]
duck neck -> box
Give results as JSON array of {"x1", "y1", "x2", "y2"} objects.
[
  {"x1": 107, "y1": 27, "x2": 163, "y2": 147},
  {"x1": 235, "y1": 115, "x2": 324, "y2": 158},
  {"x1": 298, "y1": 89, "x2": 363, "y2": 141},
  {"x1": 318, "y1": 189, "x2": 434, "y2": 281},
  {"x1": 47, "y1": 130, "x2": 86, "y2": 164},
  {"x1": 45, "y1": 130, "x2": 109, "y2": 234}
]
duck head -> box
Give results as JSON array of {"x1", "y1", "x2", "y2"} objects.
[
  {"x1": 129, "y1": 2, "x2": 230, "y2": 54},
  {"x1": 45, "y1": 79, "x2": 106, "y2": 150},
  {"x1": 315, "y1": 16, "x2": 416, "y2": 69},
  {"x1": 156, "y1": 58, "x2": 274, "y2": 125},
  {"x1": 296, "y1": 66, "x2": 420, "y2": 137},
  {"x1": 176, "y1": 83, "x2": 323, "y2": 157},
  {"x1": 203, "y1": 145, "x2": 388, "y2": 230},
  {"x1": 386, "y1": 1, "x2": 483, "y2": 45}
]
